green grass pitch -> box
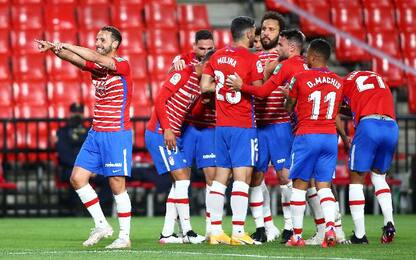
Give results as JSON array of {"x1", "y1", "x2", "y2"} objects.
[{"x1": 0, "y1": 215, "x2": 415, "y2": 260}]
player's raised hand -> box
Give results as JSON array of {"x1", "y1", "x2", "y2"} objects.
[
  {"x1": 35, "y1": 39, "x2": 54, "y2": 53},
  {"x1": 164, "y1": 129, "x2": 177, "y2": 151},
  {"x1": 173, "y1": 59, "x2": 186, "y2": 71},
  {"x1": 53, "y1": 42, "x2": 66, "y2": 54},
  {"x1": 225, "y1": 73, "x2": 243, "y2": 91}
]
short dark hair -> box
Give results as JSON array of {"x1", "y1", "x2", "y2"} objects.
[
  {"x1": 279, "y1": 29, "x2": 305, "y2": 50},
  {"x1": 261, "y1": 11, "x2": 286, "y2": 32},
  {"x1": 309, "y1": 38, "x2": 332, "y2": 61},
  {"x1": 255, "y1": 26, "x2": 261, "y2": 36},
  {"x1": 230, "y1": 16, "x2": 255, "y2": 41},
  {"x1": 100, "y1": 26, "x2": 122, "y2": 49},
  {"x1": 195, "y1": 29, "x2": 213, "y2": 43}
]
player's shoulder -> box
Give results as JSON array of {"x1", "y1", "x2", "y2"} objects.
[
  {"x1": 114, "y1": 56, "x2": 128, "y2": 63},
  {"x1": 344, "y1": 70, "x2": 375, "y2": 81}
]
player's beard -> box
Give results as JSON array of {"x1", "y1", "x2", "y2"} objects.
[
  {"x1": 96, "y1": 46, "x2": 112, "y2": 55},
  {"x1": 261, "y1": 36, "x2": 278, "y2": 51}
]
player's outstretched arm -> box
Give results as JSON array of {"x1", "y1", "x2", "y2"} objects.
[
  {"x1": 57, "y1": 43, "x2": 116, "y2": 71},
  {"x1": 35, "y1": 40, "x2": 86, "y2": 69},
  {"x1": 226, "y1": 74, "x2": 274, "y2": 98}
]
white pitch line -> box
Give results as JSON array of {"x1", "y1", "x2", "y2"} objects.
[{"x1": 0, "y1": 249, "x2": 367, "y2": 260}]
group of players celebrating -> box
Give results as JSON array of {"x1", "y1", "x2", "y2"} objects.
[
  {"x1": 35, "y1": 9, "x2": 398, "y2": 249},
  {"x1": 146, "y1": 11, "x2": 398, "y2": 247}
]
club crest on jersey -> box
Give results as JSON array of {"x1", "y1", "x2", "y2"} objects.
[
  {"x1": 273, "y1": 63, "x2": 282, "y2": 75},
  {"x1": 256, "y1": 60, "x2": 264, "y2": 73},
  {"x1": 170, "y1": 73, "x2": 182, "y2": 85}
]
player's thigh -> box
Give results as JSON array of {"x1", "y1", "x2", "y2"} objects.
[
  {"x1": 373, "y1": 121, "x2": 399, "y2": 173},
  {"x1": 255, "y1": 127, "x2": 270, "y2": 173},
  {"x1": 215, "y1": 127, "x2": 232, "y2": 168},
  {"x1": 349, "y1": 120, "x2": 377, "y2": 172},
  {"x1": 74, "y1": 129, "x2": 103, "y2": 175},
  {"x1": 99, "y1": 130, "x2": 133, "y2": 177},
  {"x1": 181, "y1": 125, "x2": 198, "y2": 168},
  {"x1": 269, "y1": 122, "x2": 293, "y2": 171},
  {"x1": 145, "y1": 130, "x2": 188, "y2": 175},
  {"x1": 229, "y1": 127, "x2": 258, "y2": 168},
  {"x1": 289, "y1": 135, "x2": 318, "y2": 182},
  {"x1": 232, "y1": 166, "x2": 253, "y2": 184},
  {"x1": 313, "y1": 134, "x2": 338, "y2": 183},
  {"x1": 196, "y1": 127, "x2": 216, "y2": 169}
]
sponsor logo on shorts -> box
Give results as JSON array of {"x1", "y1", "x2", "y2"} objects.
[
  {"x1": 105, "y1": 162, "x2": 122, "y2": 167},
  {"x1": 202, "y1": 153, "x2": 216, "y2": 159},
  {"x1": 112, "y1": 169, "x2": 121, "y2": 173},
  {"x1": 277, "y1": 158, "x2": 285, "y2": 164}
]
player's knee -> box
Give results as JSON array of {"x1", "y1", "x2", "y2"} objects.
[
  {"x1": 250, "y1": 173, "x2": 263, "y2": 187},
  {"x1": 278, "y1": 172, "x2": 290, "y2": 185}
]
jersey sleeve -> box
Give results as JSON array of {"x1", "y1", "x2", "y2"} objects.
[
  {"x1": 203, "y1": 61, "x2": 214, "y2": 77},
  {"x1": 240, "y1": 77, "x2": 276, "y2": 98},
  {"x1": 112, "y1": 58, "x2": 130, "y2": 76},
  {"x1": 288, "y1": 76, "x2": 299, "y2": 99},
  {"x1": 81, "y1": 61, "x2": 97, "y2": 72}
]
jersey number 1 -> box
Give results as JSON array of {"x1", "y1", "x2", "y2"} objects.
[{"x1": 308, "y1": 91, "x2": 336, "y2": 120}]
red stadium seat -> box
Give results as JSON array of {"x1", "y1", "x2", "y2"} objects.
[
  {"x1": 79, "y1": 0, "x2": 111, "y2": 4},
  {"x1": 0, "y1": 81, "x2": 13, "y2": 107},
  {"x1": 372, "y1": 57, "x2": 405, "y2": 87},
  {"x1": 11, "y1": 29, "x2": 43, "y2": 54},
  {"x1": 11, "y1": 4, "x2": 43, "y2": 30},
  {"x1": 149, "y1": 75, "x2": 165, "y2": 102},
  {"x1": 113, "y1": 0, "x2": 144, "y2": 7},
  {"x1": 144, "y1": 2, "x2": 177, "y2": 29},
  {"x1": 335, "y1": 30, "x2": 370, "y2": 62},
  {"x1": 112, "y1": 3, "x2": 144, "y2": 29},
  {"x1": 264, "y1": 0, "x2": 298, "y2": 13},
  {"x1": 367, "y1": 31, "x2": 400, "y2": 57},
  {"x1": 404, "y1": 55, "x2": 416, "y2": 81},
  {"x1": 13, "y1": 80, "x2": 47, "y2": 106},
  {"x1": 400, "y1": 32, "x2": 416, "y2": 57},
  {"x1": 0, "y1": 30, "x2": 10, "y2": 54},
  {"x1": 213, "y1": 29, "x2": 232, "y2": 49},
  {"x1": 394, "y1": 0, "x2": 416, "y2": 7},
  {"x1": 15, "y1": 122, "x2": 48, "y2": 149},
  {"x1": 11, "y1": 0, "x2": 43, "y2": 3},
  {"x1": 118, "y1": 29, "x2": 145, "y2": 54},
  {"x1": 121, "y1": 53, "x2": 148, "y2": 79},
  {"x1": 77, "y1": 4, "x2": 110, "y2": 30},
  {"x1": 408, "y1": 82, "x2": 416, "y2": 113},
  {"x1": 179, "y1": 29, "x2": 197, "y2": 52},
  {"x1": 363, "y1": 6, "x2": 396, "y2": 32},
  {"x1": 12, "y1": 54, "x2": 46, "y2": 81},
  {"x1": 45, "y1": 0, "x2": 77, "y2": 3},
  {"x1": 47, "y1": 80, "x2": 82, "y2": 105},
  {"x1": 396, "y1": 5, "x2": 416, "y2": 32},
  {"x1": 78, "y1": 29, "x2": 97, "y2": 49},
  {"x1": 298, "y1": 0, "x2": 331, "y2": 36},
  {"x1": 130, "y1": 103, "x2": 152, "y2": 118},
  {"x1": 0, "y1": 106, "x2": 13, "y2": 118},
  {"x1": 0, "y1": 4, "x2": 10, "y2": 30},
  {"x1": 146, "y1": 29, "x2": 179, "y2": 54},
  {"x1": 44, "y1": 4, "x2": 77, "y2": 30},
  {"x1": 0, "y1": 55, "x2": 11, "y2": 81},
  {"x1": 45, "y1": 29, "x2": 78, "y2": 46},
  {"x1": 147, "y1": 54, "x2": 177, "y2": 78},
  {"x1": 177, "y1": 4, "x2": 210, "y2": 30},
  {"x1": 361, "y1": 0, "x2": 392, "y2": 7},
  {"x1": 132, "y1": 80, "x2": 152, "y2": 106},
  {"x1": 46, "y1": 54, "x2": 80, "y2": 81},
  {"x1": 14, "y1": 104, "x2": 48, "y2": 118},
  {"x1": 133, "y1": 122, "x2": 146, "y2": 147},
  {"x1": 330, "y1": 2, "x2": 363, "y2": 32}
]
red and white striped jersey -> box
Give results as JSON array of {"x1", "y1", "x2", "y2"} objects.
[
  {"x1": 147, "y1": 66, "x2": 200, "y2": 136},
  {"x1": 172, "y1": 52, "x2": 216, "y2": 128},
  {"x1": 82, "y1": 57, "x2": 132, "y2": 132},
  {"x1": 255, "y1": 50, "x2": 290, "y2": 126}
]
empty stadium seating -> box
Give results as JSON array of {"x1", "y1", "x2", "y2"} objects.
[
  {"x1": 213, "y1": 29, "x2": 232, "y2": 49},
  {"x1": 264, "y1": 0, "x2": 297, "y2": 13},
  {"x1": 330, "y1": 1, "x2": 363, "y2": 32},
  {"x1": 13, "y1": 80, "x2": 47, "y2": 106},
  {"x1": 11, "y1": 29, "x2": 43, "y2": 54},
  {"x1": 335, "y1": 30, "x2": 370, "y2": 62},
  {"x1": 177, "y1": 4, "x2": 210, "y2": 30},
  {"x1": 111, "y1": 3, "x2": 144, "y2": 29},
  {"x1": 0, "y1": 56, "x2": 11, "y2": 81},
  {"x1": 118, "y1": 29, "x2": 145, "y2": 54},
  {"x1": 298, "y1": 0, "x2": 331, "y2": 36},
  {"x1": 0, "y1": 4, "x2": 10, "y2": 30},
  {"x1": 121, "y1": 53, "x2": 148, "y2": 79},
  {"x1": 77, "y1": 4, "x2": 110, "y2": 31},
  {"x1": 44, "y1": 4, "x2": 77, "y2": 30},
  {"x1": 12, "y1": 54, "x2": 46, "y2": 81},
  {"x1": 146, "y1": 29, "x2": 179, "y2": 54},
  {"x1": 46, "y1": 54, "x2": 80, "y2": 81},
  {"x1": 372, "y1": 57, "x2": 405, "y2": 87},
  {"x1": 144, "y1": 2, "x2": 177, "y2": 29},
  {"x1": 11, "y1": 4, "x2": 43, "y2": 30}
]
